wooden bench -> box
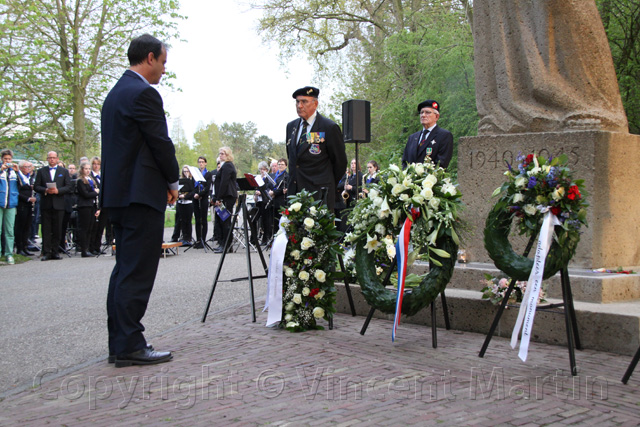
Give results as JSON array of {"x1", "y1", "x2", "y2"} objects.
[{"x1": 161, "y1": 242, "x2": 183, "y2": 258}]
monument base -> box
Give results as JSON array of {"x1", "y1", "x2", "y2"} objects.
[{"x1": 458, "y1": 130, "x2": 640, "y2": 269}]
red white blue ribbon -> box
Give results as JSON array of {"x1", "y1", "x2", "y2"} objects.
[{"x1": 392, "y1": 209, "x2": 420, "y2": 342}]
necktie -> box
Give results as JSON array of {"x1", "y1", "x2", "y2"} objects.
[
  {"x1": 419, "y1": 130, "x2": 429, "y2": 148},
  {"x1": 298, "y1": 120, "x2": 309, "y2": 145}
]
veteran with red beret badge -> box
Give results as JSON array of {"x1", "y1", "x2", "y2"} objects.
[
  {"x1": 286, "y1": 86, "x2": 347, "y2": 211},
  {"x1": 402, "y1": 99, "x2": 453, "y2": 169}
]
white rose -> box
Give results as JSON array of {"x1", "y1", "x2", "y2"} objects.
[
  {"x1": 315, "y1": 290, "x2": 325, "y2": 300},
  {"x1": 304, "y1": 258, "x2": 312, "y2": 265},
  {"x1": 423, "y1": 174, "x2": 437, "y2": 188},
  {"x1": 291, "y1": 250, "x2": 301, "y2": 260},
  {"x1": 285, "y1": 302, "x2": 295, "y2": 311},
  {"x1": 285, "y1": 267, "x2": 295, "y2": 277},
  {"x1": 524, "y1": 204, "x2": 537, "y2": 216},
  {"x1": 386, "y1": 244, "x2": 396, "y2": 259},
  {"x1": 298, "y1": 271, "x2": 310, "y2": 281},
  {"x1": 392, "y1": 184, "x2": 405, "y2": 196},
  {"x1": 309, "y1": 206, "x2": 317, "y2": 215},
  {"x1": 303, "y1": 217, "x2": 315, "y2": 229},
  {"x1": 301, "y1": 237, "x2": 315, "y2": 250},
  {"x1": 400, "y1": 194, "x2": 410, "y2": 201},
  {"x1": 412, "y1": 194, "x2": 425, "y2": 205},
  {"x1": 528, "y1": 166, "x2": 541, "y2": 176},
  {"x1": 415, "y1": 163, "x2": 425, "y2": 175},
  {"x1": 290, "y1": 202, "x2": 302, "y2": 212},
  {"x1": 389, "y1": 164, "x2": 400, "y2": 173},
  {"x1": 314, "y1": 269, "x2": 327, "y2": 283},
  {"x1": 442, "y1": 183, "x2": 457, "y2": 196},
  {"x1": 420, "y1": 187, "x2": 433, "y2": 200},
  {"x1": 402, "y1": 177, "x2": 412, "y2": 188},
  {"x1": 284, "y1": 314, "x2": 293, "y2": 321},
  {"x1": 285, "y1": 321, "x2": 299, "y2": 328},
  {"x1": 513, "y1": 193, "x2": 524, "y2": 204},
  {"x1": 515, "y1": 177, "x2": 527, "y2": 189},
  {"x1": 369, "y1": 188, "x2": 379, "y2": 199},
  {"x1": 388, "y1": 177, "x2": 398, "y2": 185},
  {"x1": 375, "y1": 224, "x2": 386, "y2": 235},
  {"x1": 302, "y1": 287, "x2": 310, "y2": 296},
  {"x1": 312, "y1": 307, "x2": 325, "y2": 319},
  {"x1": 429, "y1": 197, "x2": 440, "y2": 210},
  {"x1": 373, "y1": 196, "x2": 383, "y2": 207},
  {"x1": 292, "y1": 293, "x2": 302, "y2": 304}
]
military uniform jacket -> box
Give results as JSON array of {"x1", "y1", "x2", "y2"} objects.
[
  {"x1": 286, "y1": 112, "x2": 347, "y2": 211},
  {"x1": 402, "y1": 124, "x2": 453, "y2": 169}
]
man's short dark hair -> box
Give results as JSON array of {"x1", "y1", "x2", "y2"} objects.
[
  {"x1": 128, "y1": 34, "x2": 165, "y2": 66},
  {"x1": 198, "y1": 156, "x2": 207, "y2": 163}
]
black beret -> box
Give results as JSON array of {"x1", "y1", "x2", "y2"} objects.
[
  {"x1": 292, "y1": 86, "x2": 320, "y2": 98},
  {"x1": 417, "y1": 99, "x2": 440, "y2": 113}
]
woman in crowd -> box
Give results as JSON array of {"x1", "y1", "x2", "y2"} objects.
[
  {"x1": 213, "y1": 147, "x2": 238, "y2": 253},
  {"x1": 76, "y1": 162, "x2": 99, "y2": 257},
  {"x1": 362, "y1": 160, "x2": 380, "y2": 196},
  {"x1": 177, "y1": 165, "x2": 196, "y2": 246},
  {"x1": 343, "y1": 158, "x2": 363, "y2": 204}
]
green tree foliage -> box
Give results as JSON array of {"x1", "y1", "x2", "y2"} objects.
[
  {"x1": 597, "y1": 0, "x2": 640, "y2": 134},
  {"x1": 254, "y1": 0, "x2": 475, "y2": 174},
  {"x1": 171, "y1": 119, "x2": 197, "y2": 170},
  {"x1": 0, "y1": 0, "x2": 183, "y2": 161},
  {"x1": 193, "y1": 120, "x2": 222, "y2": 165}
]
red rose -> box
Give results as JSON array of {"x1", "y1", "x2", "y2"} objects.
[
  {"x1": 284, "y1": 209, "x2": 290, "y2": 215},
  {"x1": 526, "y1": 154, "x2": 534, "y2": 163},
  {"x1": 310, "y1": 288, "x2": 320, "y2": 297},
  {"x1": 551, "y1": 206, "x2": 561, "y2": 216}
]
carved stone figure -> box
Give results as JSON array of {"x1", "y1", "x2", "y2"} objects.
[{"x1": 473, "y1": 0, "x2": 628, "y2": 134}]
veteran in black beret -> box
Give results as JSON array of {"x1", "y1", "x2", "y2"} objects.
[
  {"x1": 402, "y1": 99, "x2": 453, "y2": 169},
  {"x1": 286, "y1": 86, "x2": 347, "y2": 211}
]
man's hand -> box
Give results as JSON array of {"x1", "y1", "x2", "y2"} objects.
[
  {"x1": 47, "y1": 188, "x2": 59, "y2": 195},
  {"x1": 167, "y1": 189, "x2": 178, "y2": 204},
  {"x1": 194, "y1": 193, "x2": 200, "y2": 200}
]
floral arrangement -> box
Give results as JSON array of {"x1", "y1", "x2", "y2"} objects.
[
  {"x1": 279, "y1": 190, "x2": 343, "y2": 332},
  {"x1": 345, "y1": 162, "x2": 462, "y2": 267},
  {"x1": 493, "y1": 153, "x2": 588, "y2": 243},
  {"x1": 480, "y1": 273, "x2": 546, "y2": 306}
]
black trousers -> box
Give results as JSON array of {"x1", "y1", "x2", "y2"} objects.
[
  {"x1": 90, "y1": 209, "x2": 111, "y2": 253},
  {"x1": 40, "y1": 208, "x2": 63, "y2": 256},
  {"x1": 107, "y1": 203, "x2": 164, "y2": 356},
  {"x1": 176, "y1": 202, "x2": 193, "y2": 242},
  {"x1": 193, "y1": 197, "x2": 209, "y2": 243},
  {"x1": 215, "y1": 196, "x2": 235, "y2": 248},
  {"x1": 77, "y1": 206, "x2": 96, "y2": 253},
  {"x1": 14, "y1": 203, "x2": 33, "y2": 252}
]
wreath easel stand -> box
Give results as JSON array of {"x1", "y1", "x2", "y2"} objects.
[
  {"x1": 478, "y1": 232, "x2": 582, "y2": 376},
  {"x1": 359, "y1": 256, "x2": 451, "y2": 348}
]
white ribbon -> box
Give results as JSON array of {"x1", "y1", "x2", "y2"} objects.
[
  {"x1": 510, "y1": 210, "x2": 561, "y2": 361},
  {"x1": 264, "y1": 217, "x2": 289, "y2": 327}
]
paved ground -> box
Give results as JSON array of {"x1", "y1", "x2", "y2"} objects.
[
  {"x1": 0, "y1": 229, "x2": 269, "y2": 397},
  {"x1": 2, "y1": 231, "x2": 640, "y2": 425}
]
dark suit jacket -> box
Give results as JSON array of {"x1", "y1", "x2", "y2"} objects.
[
  {"x1": 402, "y1": 124, "x2": 453, "y2": 169},
  {"x1": 100, "y1": 70, "x2": 179, "y2": 213},
  {"x1": 76, "y1": 179, "x2": 99, "y2": 208},
  {"x1": 34, "y1": 166, "x2": 72, "y2": 210},
  {"x1": 213, "y1": 162, "x2": 237, "y2": 201},
  {"x1": 286, "y1": 112, "x2": 347, "y2": 211}
]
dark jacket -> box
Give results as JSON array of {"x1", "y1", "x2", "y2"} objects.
[
  {"x1": 402, "y1": 124, "x2": 453, "y2": 169},
  {"x1": 34, "y1": 166, "x2": 72, "y2": 210},
  {"x1": 76, "y1": 179, "x2": 99, "y2": 208}
]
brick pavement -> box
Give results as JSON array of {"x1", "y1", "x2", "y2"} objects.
[{"x1": 1, "y1": 301, "x2": 639, "y2": 426}]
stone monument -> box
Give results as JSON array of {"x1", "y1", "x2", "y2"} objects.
[{"x1": 459, "y1": 0, "x2": 640, "y2": 269}]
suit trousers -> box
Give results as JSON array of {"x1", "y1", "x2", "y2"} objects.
[
  {"x1": 193, "y1": 197, "x2": 209, "y2": 243},
  {"x1": 14, "y1": 204, "x2": 32, "y2": 252},
  {"x1": 107, "y1": 203, "x2": 164, "y2": 356},
  {"x1": 40, "y1": 208, "x2": 63, "y2": 256},
  {"x1": 77, "y1": 206, "x2": 96, "y2": 253}
]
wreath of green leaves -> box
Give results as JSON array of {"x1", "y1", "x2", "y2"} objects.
[
  {"x1": 484, "y1": 198, "x2": 581, "y2": 281},
  {"x1": 355, "y1": 235, "x2": 458, "y2": 316}
]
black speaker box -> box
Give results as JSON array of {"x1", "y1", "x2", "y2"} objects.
[{"x1": 342, "y1": 99, "x2": 371, "y2": 143}]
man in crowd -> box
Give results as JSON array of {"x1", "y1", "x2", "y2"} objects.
[
  {"x1": 269, "y1": 158, "x2": 289, "y2": 230},
  {"x1": 270, "y1": 160, "x2": 278, "y2": 175},
  {"x1": 193, "y1": 156, "x2": 211, "y2": 248},
  {"x1": 402, "y1": 99, "x2": 453, "y2": 169},
  {"x1": 286, "y1": 86, "x2": 347, "y2": 211},
  {"x1": 34, "y1": 151, "x2": 72, "y2": 260},
  {"x1": 101, "y1": 33, "x2": 179, "y2": 367},
  {"x1": 15, "y1": 161, "x2": 36, "y2": 256}
]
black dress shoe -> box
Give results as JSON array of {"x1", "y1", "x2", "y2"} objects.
[
  {"x1": 114, "y1": 347, "x2": 172, "y2": 367},
  {"x1": 27, "y1": 245, "x2": 39, "y2": 252},
  {"x1": 81, "y1": 252, "x2": 92, "y2": 258},
  {"x1": 109, "y1": 344, "x2": 154, "y2": 363},
  {"x1": 89, "y1": 250, "x2": 100, "y2": 256},
  {"x1": 41, "y1": 254, "x2": 50, "y2": 261},
  {"x1": 50, "y1": 253, "x2": 62, "y2": 260}
]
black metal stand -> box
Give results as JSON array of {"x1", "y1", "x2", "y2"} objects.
[
  {"x1": 359, "y1": 257, "x2": 451, "y2": 348},
  {"x1": 201, "y1": 194, "x2": 268, "y2": 323},
  {"x1": 622, "y1": 345, "x2": 640, "y2": 384},
  {"x1": 185, "y1": 204, "x2": 213, "y2": 253},
  {"x1": 478, "y1": 236, "x2": 582, "y2": 376},
  {"x1": 337, "y1": 255, "x2": 357, "y2": 317}
]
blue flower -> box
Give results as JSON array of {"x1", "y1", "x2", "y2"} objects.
[{"x1": 527, "y1": 177, "x2": 537, "y2": 189}]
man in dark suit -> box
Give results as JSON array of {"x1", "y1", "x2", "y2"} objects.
[
  {"x1": 34, "y1": 151, "x2": 72, "y2": 260},
  {"x1": 268, "y1": 158, "x2": 288, "y2": 231},
  {"x1": 286, "y1": 86, "x2": 347, "y2": 212},
  {"x1": 101, "y1": 34, "x2": 179, "y2": 367},
  {"x1": 402, "y1": 99, "x2": 454, "y2": 169},
  {"x1": 15, "y1": 161, "x2": 36, "y2": 256},
  {"x1": 192, "y1": 156, "x2": 211, "y2": 248}
]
